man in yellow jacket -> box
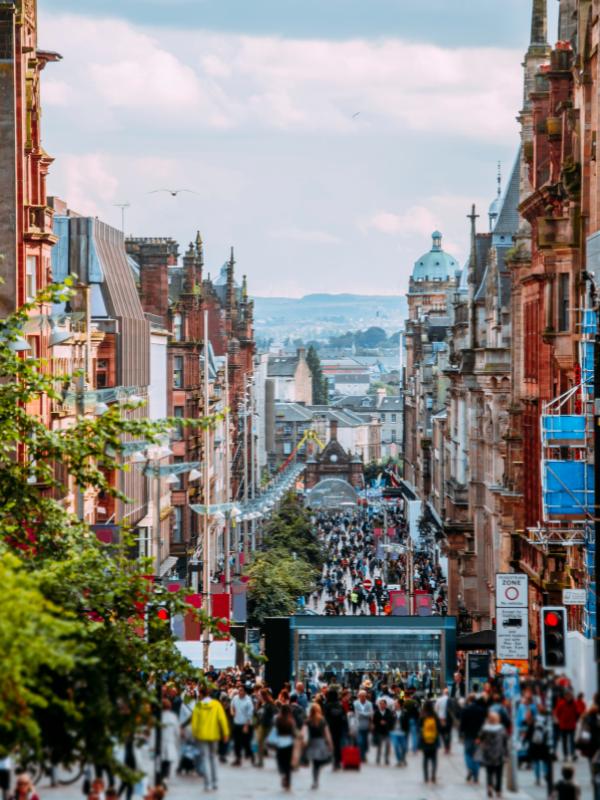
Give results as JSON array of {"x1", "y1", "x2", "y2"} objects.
[{"x1": 191, "y1": 685, "x2": 230, "y2": 791}]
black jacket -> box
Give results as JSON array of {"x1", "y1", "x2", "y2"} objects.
[{"x1": 459, "y1": 701, "x2": 486, "y2": 739}]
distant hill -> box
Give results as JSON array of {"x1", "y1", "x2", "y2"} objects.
[{"x1": 252, "y1": 293, "x2": 407, "y2": 342}]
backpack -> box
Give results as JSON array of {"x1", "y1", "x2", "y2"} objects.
[
  {"x1": 531, "y1": 719, "x2": 547, "y2": 746},
  {"x1": 421, "y1": 716, "x2": 438, "y2": 745}
]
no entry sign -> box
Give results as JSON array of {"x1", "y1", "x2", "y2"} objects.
[
  {"x1": 496, "y1": 574, "x2": 528, "y2": 608},
  {"x1": 363, "y1": 578, "x2": 373, "y2": 591}
]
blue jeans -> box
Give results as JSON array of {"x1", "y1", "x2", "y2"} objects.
[
  {"x1": 409, "y1": 718, "x2": 419, "y2": 753},
  {"x1": 357, "y1": 729, "x2": 370, "y2": 762},
  {"x1": 390, "y1": 731, "x2": 407, "y2": 764},
  {"x1": 464, "y1": 737, "x2": 480, "y2": 781},
  {"x1": 533, "y1": 759, "x2": 548, "y2": 783}
]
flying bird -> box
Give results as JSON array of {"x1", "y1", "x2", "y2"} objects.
[
  {"x1": 148, "y1": 189, "x2": 200, "y2": 197},
  {"x1": 352, "y1": 112, "x2": 361, "y2": 119}
]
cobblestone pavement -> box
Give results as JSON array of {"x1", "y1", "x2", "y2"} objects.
[{"x1": 34, "y1": 744, "x2": 594, "y2": 800}]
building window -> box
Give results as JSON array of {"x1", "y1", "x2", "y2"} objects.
[
  {"x1": 96, "y1": 358, "x2": 109, "y2": 388},
  {"x1": 172, "y1": 405, "x2": 185, "y2": 440},
  {"x1": 391, "y1": 430, "x2": 397, "y2": 443},
  {"x1": 558, "y1": 273, "x2": 570, "y2": 332},
  {"x1": 173, "y1": 313, "x2": 183, "y2": 341},
  {"x1": 173, "y1": 356, "x2": 184, "y2": 388},
  {"x1": 173, "y1": 456, "x2": 184, "y2": 489},
  {"x1": 26, "y1": 255, "x2": 37, "y2": 301},
  {"x1": 524, "y1": 301, "x2": 539, "y2": 380},
  {"x1": 391, "y1": 414, "x2": 397, "y2": 422},
  {"x1": 172, "y1": 506, "x2": 183, "y2": 543},
  {"x1": 0, "y1": 15, "x2": 13, "y2": 61}
]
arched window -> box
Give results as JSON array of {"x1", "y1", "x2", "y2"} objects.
[{"x1": 173, "y1": 313, "x2": 183, "y2": 341}]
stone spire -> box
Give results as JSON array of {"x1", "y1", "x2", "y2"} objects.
[
  {"x1": 530, "y1": 0, "x2": 547, "y2": 48},
  {"x1": 226, "y1": 246, "x2": 236, "y2": 314},
  {"x1": 195, "y1": 230, "x2": 204, "y2": 267},
  {"x1": 467, "y1": 205, "x2": 480, "y2": 350}
]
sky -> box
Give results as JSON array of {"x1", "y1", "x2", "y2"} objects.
[{"x1": 37, "y1": 1, "x2": 560, "y2": 298}]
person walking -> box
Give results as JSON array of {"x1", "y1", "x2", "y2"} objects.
[
  {"x1": 373, "y1": 697, "x2": 395, "y2": 765},
  {"x1": 434, "y1": 687, "x2": 453, "y2": 754},
  {"x1": 255, "y1": 688, "x2": 276, "y2": 768},
  {"x1": 304, "y1": 703, "x2": 333, "y2": 789},
  {"x1": 555, "y1": 691, "x2": 580, "y2": 762},
  {"x1": 231, "y1": 684, "x2": 255, "y2": 766},
  {"x1": 419, "y1": 700, "x2": 440, "y2": 784},
  {"x1": 353, "y1": 689, "x2": 374, "y2": 763},
  {"x1": 323, "y1": 688, "x2": 347, "y2": 771},
  {"x1": 159, "y1": 698, "x2": 180, "y2": 783},
  {"x1": 460, "y1": 692, "x2": 486, "y2": 784},
  {"x1": 191, "y1": 685, "x2": 230, "y2": 792},
  {"x1": 7, "y1": 775, "x2": 40, "y2": 800},
  {"x1": 525, "y1": 705, "x2": 553, "y2": 791},
  {"x1": 479, "y1": 710, "x2": 508, "y2": 799},
  {"x1": 271, "y1": 705, "x2": 297, "y2": 792},
  {"x1": 403, "y1": 691, "x2": 421, "y2": 754},
  {"x1": 551, "y1": 764, "x2": 581, "y2": 800},
  {"x1": 390, "y1": 698, "x2": 408, "y2": 767}
]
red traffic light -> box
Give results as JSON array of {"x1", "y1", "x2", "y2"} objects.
[
  {"x1": 156, "y1": 608, "x2": 169, "y2": 621},
  {"x1": 544, "y1": 611, "x2": 560, "y2": 627}
]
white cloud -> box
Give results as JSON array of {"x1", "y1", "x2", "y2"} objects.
[
  {"x1": 39, "y1": 13, "x2": 521, "y2": 142},
  {"x1": 58, "y1": 153, "x2": 119, "y2": 217},
  {"x1": 269, "y1": 227, "x2": 341, "y2": 244}
]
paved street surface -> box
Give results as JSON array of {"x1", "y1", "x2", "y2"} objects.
[{"x1": 36, "y1": 747, "x2": 594, "y2": 800}]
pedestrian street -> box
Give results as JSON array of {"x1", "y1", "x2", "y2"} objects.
[{"x1": 40, "y1": 743, "x2": 589, "y2": 800}]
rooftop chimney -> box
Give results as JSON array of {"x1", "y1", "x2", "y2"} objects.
[{"x1": 330, "y1": 418, "x2": 338, "y2": 441}]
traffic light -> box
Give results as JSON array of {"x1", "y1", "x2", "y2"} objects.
[
  {"x1": 146, "y1": 602, "x2": 172, "y2": 643},
  {"x1": 540, "y1": 606, "x2": 567, "y2": 669}
]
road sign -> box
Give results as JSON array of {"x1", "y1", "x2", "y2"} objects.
[
  {"x1": 496, "y1": 607, "x2": 529, "y2": 660},
  {"x1": 496, "y1": 573, "x2": 528, "y2": 608},
  {"x1": 563, "y1": 588, "x2": 586, "y2": 606},
  {"x1": 363, "y1": 578, "x2": 373, "y2": 591}
]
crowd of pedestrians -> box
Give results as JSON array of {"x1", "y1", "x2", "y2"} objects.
[{"x1": 309, "y1": 508, "x2": 447, "y2": 617}]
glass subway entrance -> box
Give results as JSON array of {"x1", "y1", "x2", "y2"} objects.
[{"x1": 289, "y1": 616, "x2": 457, "y2": 691}]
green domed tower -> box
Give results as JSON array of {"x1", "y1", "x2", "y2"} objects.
[{"x1": 407, "y1": 231, "x2": 459, "y2": 320}]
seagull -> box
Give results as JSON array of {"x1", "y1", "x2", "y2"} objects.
[
  {"x1": 148, "y1": 188, "x2": 200, "y2": 197},
  {"x1": 352, "y1": 112, "x2": 361, "y2": 119}
]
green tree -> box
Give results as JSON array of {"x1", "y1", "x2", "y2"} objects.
[
  {"x1": 246, "y1": 492, "x2": 323, "y2": 625},
  {"x1": 306, "y1": 345, "x2": 328, "y2": 405},
  {"x1": 0, "y1": 282, "x2": 217, "y2": 769},
  {"x1": 246, "y1": 551, "x2": 316, "y2": 625}
]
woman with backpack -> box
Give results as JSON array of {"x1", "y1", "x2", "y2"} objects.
[
  {"x1": 479, "y1": 710, "x2": 508, "y2": 799},
  {"x1": 419, "y1": 700, "x2": 440, "y2": 784},
  {"x1": 524, "y1": 705, "x2": 553, "y2": 789}
]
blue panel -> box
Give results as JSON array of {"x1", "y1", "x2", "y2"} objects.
[
  {"x1": 581, "y1": 309, "x2": 597, "y2": 336},
  {"x1": 542, "y1": 415, "x2": 586, "y2": 442},
  {"x1": 51, "y1": 216, "x2": 70, "y2": 283},
  {"x1": 543, "y1": 461, "x2": 594, "y2": 517}
]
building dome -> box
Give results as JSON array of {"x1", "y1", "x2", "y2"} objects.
[{"x1": 411, "y1": 231, "x2": 459, "y2": 283}]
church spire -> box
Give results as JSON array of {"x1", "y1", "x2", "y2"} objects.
[{"x1": 530, "y1": 0, "x2": 548, "y2": 49}]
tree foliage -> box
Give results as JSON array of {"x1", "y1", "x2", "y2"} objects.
[
  {"x1": 306, "y1": 345, "x2": 328, "y2": 405},
  {"x1": 246, "y1": 492, "x2": 323, "y2": 625},
  {"x1": 0, "y1": 282, "x2": 215, "y2": 769}
]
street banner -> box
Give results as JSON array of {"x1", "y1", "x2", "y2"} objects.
[
  {"x1": 373, "y1": 527, "x2": 383, "y2": 538},
  {"x1": 211, "y1": 592, "x2": 231, "y2": 638},
  {"x1": 389, "y1": 590, "x2": 409, "y2": 616},
  {"x1": 232, "y1": 581, "x2": 247, "y2": 623},
  {"x1": 184, "y1": 593, "x2": 202, "y2": 641},
  {"x1": 415, "y1": 593, "x2": 433, "y2": 616},
  {"x1": 387, "y1": 527, "x2": 396, "y2": 538}
]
